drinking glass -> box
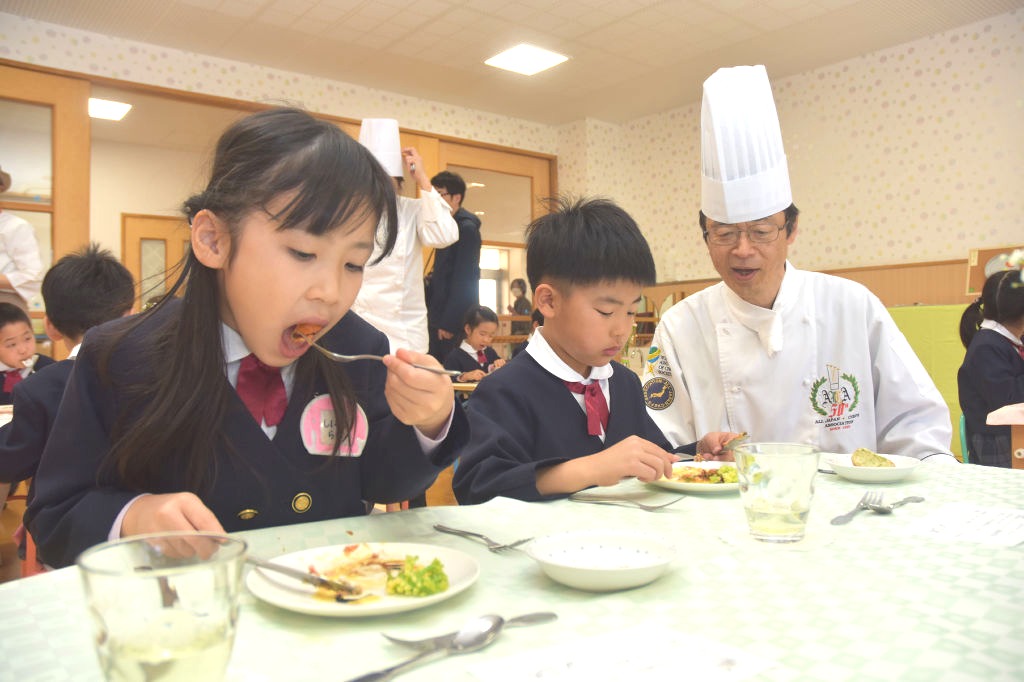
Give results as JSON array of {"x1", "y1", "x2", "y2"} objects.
[
  {"x1": 77, "y1": 532, "x2": 247, "y2": 682},
  {"x1": 733, "y1": 443, "x2": 820, "y2": 543}
]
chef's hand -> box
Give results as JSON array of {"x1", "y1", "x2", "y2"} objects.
[
  {"x1": 695, "y1": 431, "x2": 743, "y2": 461},
  {"x1": 437, "y1": 328, "x2": 454, "y2": 340},
  {"x1": 402, "y1": 147, "x2": 430, "y2": 191},
  {"x1": 383, "y1": 348, "x2": 455, "y2": 439}
]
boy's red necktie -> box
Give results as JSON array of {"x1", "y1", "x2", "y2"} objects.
[
  {"x1": 476, "y1": 349, "x2": 487, "y2": 365},
  {"x1": 236, "y1": 354, "x2": 287, "y2": 427},
  {"x1": 564, "y1": 380, "x2": 609, "y2": 436},
  {"x1": 3, "y1": 369, "x2": 23, "y2": 393}
]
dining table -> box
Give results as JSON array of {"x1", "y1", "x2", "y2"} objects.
[{"x1": 1, "y1": 460, "x2": 1021, "y2": 681}]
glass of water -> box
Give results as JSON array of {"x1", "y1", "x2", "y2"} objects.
[
  {"x1": 733, "y1": 443, "x2": 820, "y2": 543},
  {"x1": 77, "y1": 532, "x2": 247, "y2": 682}
]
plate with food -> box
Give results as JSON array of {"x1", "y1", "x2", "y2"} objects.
[
  {"x1": 823, "y1": 448, "x2": 921, "y2": 483},
  {"x1": 649, "y1": 460, "x2": 740, "y2": 493},
  {"x1": 245, "y1": 542, "x2": 479, "y2": 617}
]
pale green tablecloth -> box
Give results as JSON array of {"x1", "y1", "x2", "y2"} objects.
[{"x1": 2, "y1": 463, "x2": 1022, "y2": 681}]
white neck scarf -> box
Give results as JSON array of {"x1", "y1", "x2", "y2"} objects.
[{"x1": 722, "y1": 263, "x2": 797, "y2": 357}]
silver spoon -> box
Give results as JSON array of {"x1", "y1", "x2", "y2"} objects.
[
  {"x1": 347, "y1": 615, "x2": 505, "y2": 682},
  {"x1": 383, "y1": 612, "x2": 556, "y2": 650},
  {"x1": 295, "y1": 331, "x2": 461, "y2": 377},
  {"x1": 866, "y1": 495, "x2": 925, "y2": 514}
]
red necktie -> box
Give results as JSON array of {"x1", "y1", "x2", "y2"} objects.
[
  {"x1": 236, "y1": 354, "x2": 287, "y2": 427},
  {"x1": 3, "y1": 369, "x2": 23, "y2": 393},
  {"x1": 476, "y1": 349, "x2": 487, "y2": 366},
  {"x1": 1016, "y1": 345, "x2": 1024, "y2": 361},
  {"x1": 564, "y1": 380, "x2": 609, "y2": 437}
]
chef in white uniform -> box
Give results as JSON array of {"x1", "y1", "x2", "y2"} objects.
[
  {"x1": 643, "y1": 65, "x2": 955, "y2": 463},
  {"x1": 350, "y1": 119, "x2": 458, "y2": 353}
]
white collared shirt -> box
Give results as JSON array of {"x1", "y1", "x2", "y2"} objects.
[{"x1": 525, "y1": 327, "x2": 613, "y2": 441}]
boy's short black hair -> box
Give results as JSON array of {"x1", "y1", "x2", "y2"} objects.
[
  {"x1": 531, "y1": 309, "x2": 544, "y2": 326},
  {"x1": 431, "y1": 170, "x2": 467, "y2": 199},
  {"x1": 0, "y1": 302, "x2": 31, "y2": 329},
  {"x1": 525, "y1": 196, "x2": 656, "y2": 292},
  {"x1": 41, "y1": 242, "x2": 135, "y2": 339}
]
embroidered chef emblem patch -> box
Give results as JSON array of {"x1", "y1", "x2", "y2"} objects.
[
  {"x1": 300, "y1": 394, "x2": 368, "y2": 456},
  {"x1": 643, "y1": 377, "x2": 675, "y2": 410},
  {"x1": 647, "y1": 345, "x2": 672, "y2": 377},
  {"x1": 809, "y1": 363, "x2": 862, "y2": 432}
]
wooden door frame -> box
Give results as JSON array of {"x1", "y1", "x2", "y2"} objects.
[{"x1": 0, "y1": 64, "x2": 91, "y2": 261}]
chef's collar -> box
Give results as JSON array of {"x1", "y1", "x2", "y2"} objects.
[
  {"x1": 722, "y1": 261, "x2": 797, "y2": 357},
  {"x1": 525, "y1": 327, "x2": 613, "y2": 383}
]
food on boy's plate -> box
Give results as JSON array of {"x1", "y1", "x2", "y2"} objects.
[
  {"x1": 851, "y1": 448, "x2": 895, "y2": 468},
  {"x1": 309, "y1": 543, "x2": 449, "y2": 603},
  {"x1": 292, "y1": 323, "x2": 323, "y2": 341},
  {"x1": 669, "y1": 464, "x2": 738, "y2": 484}
]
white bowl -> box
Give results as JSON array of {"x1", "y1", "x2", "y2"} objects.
[
  {"x1": 824, "y1": 452, "x2": 921, "y2": 483},
  {"x1": 527, "y1": 530, "x2": 674, "y2": 592}
]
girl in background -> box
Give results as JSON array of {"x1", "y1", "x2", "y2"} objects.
[
  {"x1": 957, "y1": 269, "x2": 1024, "y2": 467},
  {"x1": 27, "y1": 108, "x2": 466, "y2": 567},
  {"x1": 444, "y1": 305, "x2": 506, "y2": 382}
]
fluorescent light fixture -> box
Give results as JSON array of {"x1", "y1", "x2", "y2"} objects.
[
  {"x1": 485, "y1": 43, "x2": 568, "y2": 76},
  {"x1": 468, "y1": 182, "x2": 486, "y2": 188},
  {"x1": 474, "y1": 211, "x2": 486, "y2": 216},
  {"x1": 88, "y1": 97, "x2": 132, "y2": 121}
]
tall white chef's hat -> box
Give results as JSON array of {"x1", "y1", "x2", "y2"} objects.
[
  {"x1": 701, "y1": 65, "x2": 791, "y2": 224},
  {"x1": 358, "y1": 118, "x2": 403, "y2": 177}
]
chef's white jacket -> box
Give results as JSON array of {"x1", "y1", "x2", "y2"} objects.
[
  {"x1": 351, "y1": 188, "x2": 458, "y2": 354},
  {"x1": 642, "y1": 264, "x2": 955, "y2": 461},
  {"x1": 0, "y1": 212, "x2": 43, "y2": 304}
]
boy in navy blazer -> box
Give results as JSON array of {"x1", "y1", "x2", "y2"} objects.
[
  {"x1": 453, "y1": 197, "x2": 733, "y2": 504},
  {"x1": 0, "y1": 244, "x2": 134, "y2": 521}
]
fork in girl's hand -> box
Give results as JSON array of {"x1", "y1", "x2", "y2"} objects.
[{"x1": 295, "y1": 331, "x2": 461, "y2": 377}]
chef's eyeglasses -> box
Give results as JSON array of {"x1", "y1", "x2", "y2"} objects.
[{"x1": 703, "y1": 220, "x2": 791, "y2": 246}]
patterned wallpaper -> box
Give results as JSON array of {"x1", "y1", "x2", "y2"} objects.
[
  {"x1": 0, "y1": 12, "x2": 557, "y2": 154},
  {"x1": 617, "y1": 9, "x2": 1024, "y2": 282},
  {"x1": 1, "y1": 10, "x2": 1022, "y2": 284}
]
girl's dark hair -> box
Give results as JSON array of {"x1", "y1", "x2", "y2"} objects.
[
  {"x1": 526, "y1": 196, "x2": 656, "y2": 292},
  {"x1": 462, "y1": 305, "x2": 499, "y2": 336},
  {"x1": 959, "y1": 269, "x2": 1024, "y2": 348},
  {"x1": 99, "y1": 107, "x2": 398, "y2": 492}
]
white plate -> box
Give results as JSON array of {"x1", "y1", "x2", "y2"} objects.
[
  {"x1": 528, "y1": 530, "x2": 673, "y2": 592},
  {"x1": 649, "y1": 461, "x2": 739, "y2": 493},
  {"x1": 245, "y1": 542, "x2": 479, "y2": 617},
  {"x1": 823, "y1": 452, "x2": 921, "y2": 483}
]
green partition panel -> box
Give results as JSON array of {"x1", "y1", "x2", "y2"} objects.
[{"x1": 887, "y1": 304, "x2": 967, "y2": 461}]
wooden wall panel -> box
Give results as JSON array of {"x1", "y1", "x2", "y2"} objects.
[{"x1": 648, "y1": 260, "x2": 971, "y2": 310}]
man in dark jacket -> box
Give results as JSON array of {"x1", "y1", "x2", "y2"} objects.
[{"x1": 427, "y1": 170, "x2": 482, "y2": 362}]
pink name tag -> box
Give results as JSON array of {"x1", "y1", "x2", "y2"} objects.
[{"x1": 300, "y1": 394, "x2": 368, "y2": 456}]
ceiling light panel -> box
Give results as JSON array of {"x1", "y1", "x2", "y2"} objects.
[{"x1": 485, "y1": 43, "x2": 569, "y2": 76}]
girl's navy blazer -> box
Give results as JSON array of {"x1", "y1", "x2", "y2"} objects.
[{"x1": 26, "y1": 302, "x2": 468, "y2": 567}]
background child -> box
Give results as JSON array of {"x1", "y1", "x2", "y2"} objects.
[
  {"x1": 0, "y1": 302, "x2": 54, "y2": 405},
  {"x1": 452, "y1": 197, "x2": 734, "y2": 504},
  {"x1": 443, "y1": 305, "x2": 506, "y2": 382},
  {"x1": 512, "y1": 308, "x2": 544, "y2": 358},
  {"x1": 0, "y1": 243, "x2": 134, "y2": 568},
  {"x1": 957, "y1": 269, "x2": 1024, "y2": 467},
  {"x1": 26, "y1": 108, "x2": 467, "y2": 568}
]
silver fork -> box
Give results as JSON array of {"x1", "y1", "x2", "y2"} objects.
[
  {"x1": 296, "y1": 332, "x2": 461, "y2": 377},
  {"x1": 866, "y1": 495, "x2": 925, "y2": 514},
  {"x1": 830, "y1": 491, "x2": 882, "y2": 525},
  {"x1": 433, "y1": 524, "x2": 533, "y2": 553},
  {"x1": 567, "y1": 493, "x2": 686, "y2": 511}
]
